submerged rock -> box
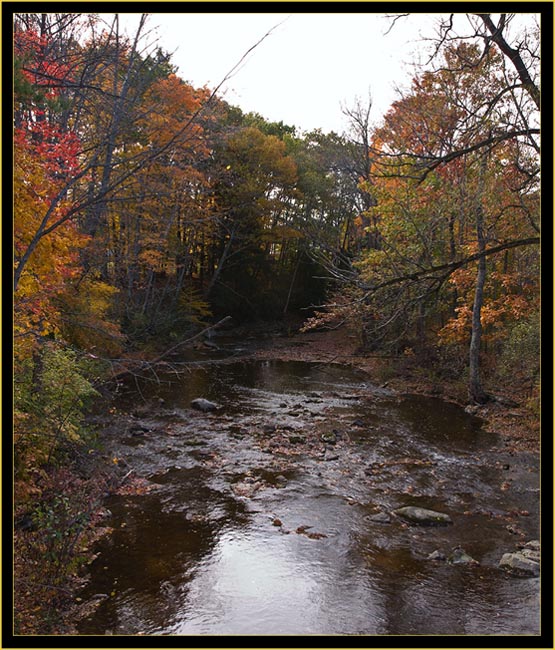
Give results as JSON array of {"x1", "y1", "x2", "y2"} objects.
[
  {"x1": 191, "y1": 398, "x2": 218, "y2": 412},
  {"x1": 232, "y1": 480, "x2": 261, "y2": 498},
  {"x1": 368, "y1": 512, "x2": 392, "y2": 524},
  {"x1": 393, "y1": 506, "x2": 453, "y2": 526},
  {"x1": 447, "y1": 547, "x2": 479, "y2": 566},
  {"x1": 129, "y1": 424, "x2": 149, "y2": 436},
  {"x1": 427, "y1": 550, "x2": 446, "y2": 561}
]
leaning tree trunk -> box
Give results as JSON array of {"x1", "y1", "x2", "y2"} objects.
[{"x1": 205, "y1": 224, "x2": 236, "y2": 298}]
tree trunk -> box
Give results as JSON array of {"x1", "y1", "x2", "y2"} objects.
[
  {"x1": 283, "y1": 251, "x2": 301, "y2": 315},
  {"x1": 468, "y1": 194, "x2": 488, "y2": 403},
  {"x1": 205, "y1": 226, "x2": 236, "y2": 298},
  {"x1": 468, "y1": 234, "x2": 488, "y2": 403}
]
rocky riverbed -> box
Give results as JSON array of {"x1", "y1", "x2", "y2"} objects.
[{"x1": 73, "y1": 348, "x2": 541, "y2": 636}]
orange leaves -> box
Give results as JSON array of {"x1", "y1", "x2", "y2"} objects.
[
  {"x1": 439, "y1": 288, "x2": 535, "y2": 346},
  {"x1": 138, "y1": 249, "x2": 167, "y2": 272},
  {"x1": 449, "y1": 267, "x2": 475, "y2": 293},
  {"x1": 143, "y1": 74, "x2": 209, "y2": 154},
  {"x1": 438, "y1": 305, "x2": 473, "y2": 344},
  {"x1": 105, "y1": 75, "x2": 214, "y2": 291}
]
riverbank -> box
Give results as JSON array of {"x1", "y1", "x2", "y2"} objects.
[
  {"x1": 12, "y1": 321, "x2": 540, "y2": 636},
  {"x1": 248, "y1": 325, "x2": 540, "y2": 455},
  {"x1": 65, "y1": 332, "x2": 542, "y2": 634}
]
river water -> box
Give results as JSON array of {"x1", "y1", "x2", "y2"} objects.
[{"x1": 77, "y1": 345, "x2": 540, "y2": 637}]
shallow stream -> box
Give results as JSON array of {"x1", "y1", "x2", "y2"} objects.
[{"x1": 77, "y1": 346, "x2": 540, "y2": 636}]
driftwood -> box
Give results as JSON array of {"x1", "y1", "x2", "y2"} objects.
[{"x1": 107, "y1": 316, "x2": 233, "y2": 384}]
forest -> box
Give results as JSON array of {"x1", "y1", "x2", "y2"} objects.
[{"x1": 11, "y1": 11, "x2": 541, "y2": 637}]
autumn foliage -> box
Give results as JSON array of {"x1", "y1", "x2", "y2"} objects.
[{"x1": 11, "y1": 12, "x2": 540, "y2": 635}]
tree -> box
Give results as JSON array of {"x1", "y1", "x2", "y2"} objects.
[
  {"x1": 206, "y1": 125, "x2": 298, "y2": 319},
  {"x1": 366, "y1": 40, "x2": 539, "y2": 400},
  {"x1": 13, "y1": 14, "x2": 180, "y2": 293},
  {"x1": 384, "y1": 13, "x2": 540, "y2": 179},
  {"x1": 301, "y1": 31, "x2": 541, "y2": 402},
  {"x1": 104, "y1": 72, "x2": 213, "y2": 337}
]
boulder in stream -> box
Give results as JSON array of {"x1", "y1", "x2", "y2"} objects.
[
  {"x1": 393, "y1": 506, "x2": 453, "y2": 526},
  {"x1": 191, "y1": 398, "x2": 218, "y2": 412},
  {"x1": 499, "y1": 540, "x2": 540, "y2": 576},
  {"x1": 499, "y1": 539, "x2": 541, "y2": 576},
  {"x1": 427, "y1": 550, "x2": 446, "y2": 561},
  {"x1": 499, "y1": 552, "x2": 540, "y2": 576}
]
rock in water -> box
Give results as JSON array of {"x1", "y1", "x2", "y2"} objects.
[
  {"x1": 447, "y1": 547, "x2": 479, "y2": 565},
  {"x1": 427, "y1": 550, "x2": 446, "y2": 561},
  {"x1": 499, "y1": 551, "x2": 540, "y2": 576},
  {"x1": 191, "y1": 398, "x2": 218, "y2": 412},
  {"x1": 393, "y1": 506, "x2": 453, "y2": 526},
  {"x1": 368, "y1": 512, "x2": 392, "y2": 524}
]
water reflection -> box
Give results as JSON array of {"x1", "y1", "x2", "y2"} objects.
[
  {"x1": 79, "y1": 359, "x2": 540, "y2": 636},
  {"x1": 168, "y1": 527, "x2": 388, "y2": 635}
]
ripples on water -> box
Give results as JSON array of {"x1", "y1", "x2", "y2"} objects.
[{"x1": 78, "y1": 359, "x2": 540, "y2": 636}]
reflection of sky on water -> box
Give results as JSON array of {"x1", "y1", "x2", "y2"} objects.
[
  {"x1": 79, "y1": 359, "x2": 540, "y2": 636},
  {"x1": 168, "y1": 527, "x2": 387, "y2": 635}
]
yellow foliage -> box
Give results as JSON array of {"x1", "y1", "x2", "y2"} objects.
[
  {"x1": 261, "y1": 225, "x2": 303, "y2": 242},
  {"x1": 14, "y1": 128, "x2": 89, "y2": 362},
  {"x1": 56, "y1": 278, "x2": 124, "y2": 355}
]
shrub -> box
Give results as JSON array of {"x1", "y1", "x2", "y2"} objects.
[
  {"x1": 14, "y1": 343, "x2": 99, "y2": 475},
  {"x1": 496, "y1": 311, "x2": 540, "y2": 383}
]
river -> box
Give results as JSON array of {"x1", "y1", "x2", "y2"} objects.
[{"x1": 76, "y1": 341, "x2": 540, "y2": 636}]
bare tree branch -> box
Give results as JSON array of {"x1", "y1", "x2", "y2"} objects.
[
  {"x1": 361, "y1": 237, "x2": 540, "y2": 294},
  {"x1": 476, "y1": 13, "x2": 540, "y2": 110}
]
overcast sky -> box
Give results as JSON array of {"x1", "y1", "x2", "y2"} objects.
[{"x1": 108, "y1": 11, "x2": 537, "y2": 136}]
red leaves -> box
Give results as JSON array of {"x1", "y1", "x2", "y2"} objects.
[
  {"x1": 17, "y1": 123, "x2": 81, "y2": 183},
  {"x1": 14, "y1": 26, "x2": 74, "y2": 94}
]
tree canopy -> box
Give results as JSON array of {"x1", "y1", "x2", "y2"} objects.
[{"x1": 12, "y1": 9, "x2": 541, "y2": 491}]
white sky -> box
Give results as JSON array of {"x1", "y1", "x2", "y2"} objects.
[{"x1": 106, "y1": 11, "x2": 537, "y2": 136}]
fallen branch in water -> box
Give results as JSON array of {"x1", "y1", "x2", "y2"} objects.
[
  {"x1": 150, "y1": 316, "x2": 233, "y2": 365},
  {"x1": 104, "y1": 316, "x2": 233, "y2": 384}
]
